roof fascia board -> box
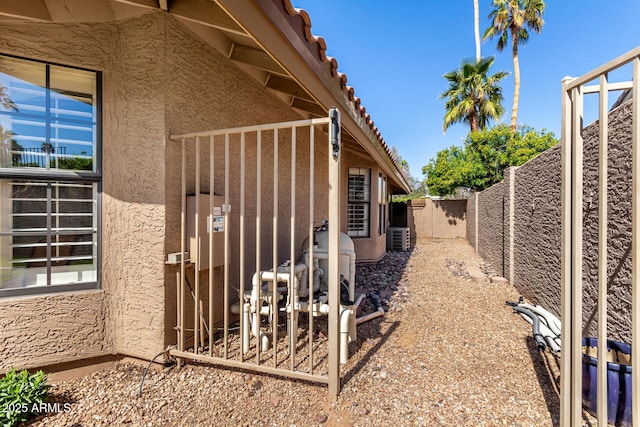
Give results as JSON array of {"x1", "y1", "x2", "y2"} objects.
[
  {"x1": 0, "y1": 0, "x2": 52, "y2": 21},
  {"x1": 215, "y1": 0, "x2": 410, "y2": 193}
]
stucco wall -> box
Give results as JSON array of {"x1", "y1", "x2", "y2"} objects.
[
  {"x1": 408, "y1": 198, "x2": 466, "y2": 240},
  {"x1": 512, "y1": 144, "x2": 562, "y2": 314},
  {"x1": 0, "y1": 291, "x2": 107, "y2": 370},
  {"x1": 467, "y1": 101, "x2": 634, "y2": 342},
  {"x1": 0, "y1": 20, "x2": 116, "y2": 369},
  {"x1": 0, "y1": 10, "x2": 396, "y2": 369},
  {"x1": 105, "y1": 12, "x2": 168, "y2": 360},
  {"x1": 466, "y1": 196, "x2": 477, "y2": 251},
  {"x1": 342, "y1": 151, "x2": 387, "y2": 263},
  {"x1": 581, "y1": 102, "x2": 633, "y2": 342},
  {"x1": 476, "y1": 180, "x2": 507, "y2": 276},
  {"x1": 162, "y1": 15, "x2": 336, "y2": 342},
  {"x1": 1, "y1": 12, "x2": 174, "y2": 367}
]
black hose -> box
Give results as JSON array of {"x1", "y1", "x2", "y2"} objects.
[
  {"x1": 369, "y1": 292, "x2": 383, "y2": 311},
  {"x1": 505, "y1": 296, "x2": 525, "y2": 307},
  {"x1": 137, "y1": 348, "x2": 169, "y2": 398},
  {"x1": 512, "y1": 306, "x2": 547, "y2": 351}
]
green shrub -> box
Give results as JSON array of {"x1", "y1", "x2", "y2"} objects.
[{"x1": 0, "y1": 369, "x2": 51, "y2": 427}]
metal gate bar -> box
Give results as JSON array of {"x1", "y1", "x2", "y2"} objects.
[
  {"x1": 169, "y1": 109, "x2": 342, "y2": 395},
  {"x1": 561, "y1": 46, "x2": 640, "y2": 427}
]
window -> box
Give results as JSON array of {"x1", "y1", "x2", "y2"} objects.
[
  {"x1": 0, "y1": 54, "x2": 101, "y2": 296},
  {"x1": 378, "y1": 174, "x2": 387, "y2": 236},
  {"x1": 347, "y1": 167, "x2": 370, "y2": 237}
]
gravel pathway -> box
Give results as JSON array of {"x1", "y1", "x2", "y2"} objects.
[{"x1": 33, "y1": 237, "x2": 561, "y2": 426}]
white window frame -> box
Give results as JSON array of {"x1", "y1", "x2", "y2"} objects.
[
  {"x1": 347, "y1": 167, "x2": 370, "y2": 238},
  {"x1": 378, "y1": 173, "x2": 387, "y2": 236}
]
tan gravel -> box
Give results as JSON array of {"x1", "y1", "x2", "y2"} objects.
[{"x1": 33, "y1": 237, "x2": 563, "y2": 426}]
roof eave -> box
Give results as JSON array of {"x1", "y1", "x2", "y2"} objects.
[{"x1": 215, "y1": 0, "x2": 411, "y2": 193}]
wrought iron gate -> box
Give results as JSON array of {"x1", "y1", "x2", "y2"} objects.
[
  {"x1": 168, "y1": 108, "x2": 343, "y2": 396},
  {"x1": 561, "y1": 47, "x2": 640, "y2": 426}
]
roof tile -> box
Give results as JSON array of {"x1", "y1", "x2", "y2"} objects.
[{"x1": 280, "y1": 0, "x2": 402, "y2": 172}]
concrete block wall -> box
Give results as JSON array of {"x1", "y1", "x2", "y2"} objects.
[
  {"x1": 581, "y1": 101, "x2": 633, "y2": 343},
  {"x1": 512, "y1": 144, "x2": 562, "y2": 315},
  {"x1": 475, "y1": 180, "x2": 507, "y2": 277},
  {"x1": 466, "y1": 196, "x2": 477, "y2": 251},
  {"x1": 467, "y1": 101, "x2": 634, "y2": 343}
]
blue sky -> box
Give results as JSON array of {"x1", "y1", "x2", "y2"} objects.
[{"x1": 292, "y1": 1, "x2": 640, "y2": 182}]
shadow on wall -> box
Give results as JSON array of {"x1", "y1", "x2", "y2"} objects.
[
  {"x1": 402, "y1": 198, "x2": 467, "y2": 240},
  {"x1": 467, "y1": 100, "x2": 635, "y2": 344},
  {"x1": 434, "y1": 200, "x2": 466, "y2": 224}
]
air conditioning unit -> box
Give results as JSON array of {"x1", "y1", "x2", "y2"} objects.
[{"x1": 387, "y1": 227, "x2": 410, "y2": 252}]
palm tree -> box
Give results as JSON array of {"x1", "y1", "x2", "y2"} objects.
[
  {"x1": 473, "y1": 0, "x2": 481, "y2": 63},
  {"x1": 483, "y1": 0, "x2": 545, "y2": 131},
  {"x1": 440, "y1": 56, "x2": 508, "y2": 133},
  {"x1": 0, "y1": 83, "x2": 19, "y2": 166},
  {"x1": 0, "y1": 84, "x2": 17, "y2": 112}
]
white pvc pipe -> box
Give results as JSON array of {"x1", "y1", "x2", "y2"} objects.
[
  {"x1": 347, "y1": 251, "x2": 356, "y2": 301},
  {"x1": 242, "y1": 303, "x2": 250, "y2": 352},
  {"x1": 519, "y1": 312, "x2": 561, "y2": 353},
  {"x1": 252, "y1": 308, "x2": 270, "y2": 353},
  {"x1": 319, "y1": 303, "x2": 330, "y2": 315},
  {"x1": 354, "y1": 294, "x2": 366, "y2": 310},
  {"x1": 519, "y1": 303, "x2": 562, "y2": 337},
  {"x1": 340, "y1": 306, "x2": 353, "y2": 364}
]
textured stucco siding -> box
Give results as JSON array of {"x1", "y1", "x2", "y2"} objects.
[
  {"x1": 471, "y1": 101, "x2": 633, "y2": 342},
  {"x1": 512, "y1": 145, "x2": 562, "y2": 316},
  {"x1": 0, "y1": 10, "x2": 396, "y2": 368},
  {"x1": 0, "y1": 12, "x2": 171, "y2": 367},
  {"x1": 0, "y1": 21, "x2": 116, "y2": 369},
  {"x1": 581, "y1": 102, "x2": 633, "y2": 342},
  {"x1": 162, "y1": 16, "x2": 335, "y2": 340},
  {"x1": 104, "y1": 13, "x2": 168, "y2": 359},
  {"x1": 0, "y1": 291, "x2": 107, "y2": 370},
  {"x1": 343, "y1": 153, "x2": 387, "y2": 263},
  {"x1": 477, "y1": 181, "x2": 507, "y2": 276}
]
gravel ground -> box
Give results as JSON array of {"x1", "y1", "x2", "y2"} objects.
[{"x1": 32, "y1": 237, "x2": 564, "y2": 426}]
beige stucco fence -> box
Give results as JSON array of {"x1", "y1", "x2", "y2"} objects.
[
  {"x1": 468, "y1": 47, "x2": 640, "y2": 427},
  {"x1": 390, "y1": 199, "x2": 467, "y2": 245}
]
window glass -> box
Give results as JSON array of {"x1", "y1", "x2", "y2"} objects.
[
  {"x1": 348, "y1": 168, "x2": 370, "y2": 237},
  {"x1": 0, "y1": 56, "x2": 97, "y2": 172},
  {"x1": 0, "y1": 54, "x2": 100, "y2": 296},
  {"x1": 378, "y1": 174, "x2": 387, "y2": 236},
  {"x1": 0, "y1": 180, "x2": 98, "y2": 289}
]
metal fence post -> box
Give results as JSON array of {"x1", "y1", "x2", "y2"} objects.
[{"x1": 328, "y1": 107, "x2": 341, "y2": 397}]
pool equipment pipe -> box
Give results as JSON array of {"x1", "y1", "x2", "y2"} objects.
[
  {"x1": 517, "y1": 303, "x2": 561, "y2": 337},
  {"x1": 237, "y1": 228, "x2": 357, "y2": 363},
  {"x1": 517, "y1": 311, "x2": 561, "y2": 353},
  {"x1": 511, "y1": 305, "x2": 547, "y2": 351}
]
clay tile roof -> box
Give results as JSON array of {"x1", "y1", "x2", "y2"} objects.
[{"x1": 281, "y1": 0, "x2": 402, "y2": 172}]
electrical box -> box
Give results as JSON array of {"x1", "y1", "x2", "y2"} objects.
[{"x1": 186, "y1": 194, "x2": 226, "y2": 271}]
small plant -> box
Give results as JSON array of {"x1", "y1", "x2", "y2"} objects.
[{"x1": 0, "y1": 368, "x2": 51, "y2": 427}]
